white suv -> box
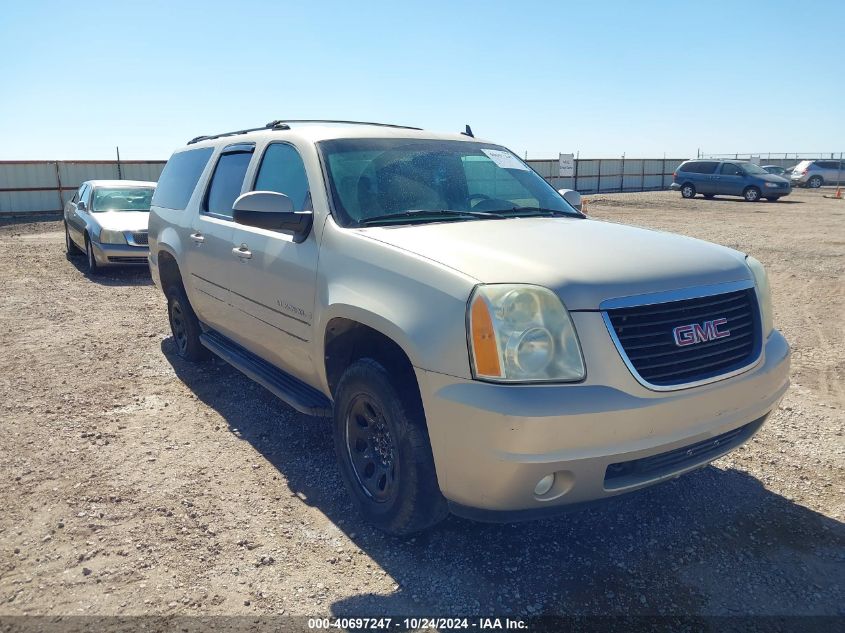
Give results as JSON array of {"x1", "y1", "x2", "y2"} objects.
[{"x1": 148, "y1": 120, "x2": 790, "y2": 534}]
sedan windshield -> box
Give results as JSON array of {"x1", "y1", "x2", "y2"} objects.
[
  {"x1": 318, "y1": 138, "x2": 580, "y2": 226},
  {"x1": 742, "y1": 163, "x2": 768, "y2": 175},
  {"x1": 91, "y1": 187, "x2": 155, "y2": 212}
]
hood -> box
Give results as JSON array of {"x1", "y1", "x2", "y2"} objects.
[
  {"x1": 93, "y1": 211, "x2": 150, "y2": 232},
  {"x1": 358, "y1": 217, "x2": 751, "y2": 310},
  {"x1": 758, "y1": 173, "x2": 789, "y2": 184}
]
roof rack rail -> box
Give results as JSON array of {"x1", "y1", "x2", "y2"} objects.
[{"x1": 187, "y1": 119, "x2": 422, "y2": 145}]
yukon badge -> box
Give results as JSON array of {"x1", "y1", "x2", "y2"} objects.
[{"x1": 673, "y1": 318, "x2": 730, "y2": 347}]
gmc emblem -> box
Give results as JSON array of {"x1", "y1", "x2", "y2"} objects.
[{"x1": 673, "y1": 318, "x2": 730, "y2": 347}]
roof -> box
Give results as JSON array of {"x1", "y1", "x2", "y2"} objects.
[
  {"x1": 84, "y1": 180, "x2": 157, "y2": 187},
  {"x1": 182, "y1": 121, "x2": 488, "y2": 151}
]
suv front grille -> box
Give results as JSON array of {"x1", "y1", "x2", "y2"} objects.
[
  {"x1": 605, "y1": 288, "x2": 761, "y2": 388},
  {"x1": 130, "y1": 232, "x2": 149, "y2": 245}
]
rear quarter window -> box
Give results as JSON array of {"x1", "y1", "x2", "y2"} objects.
[{"x1": 152, "y1": 148, "x2": 214, "y2": 210}]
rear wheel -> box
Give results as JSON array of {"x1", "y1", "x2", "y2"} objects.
[
  {"x1": 166, "y1": 284, "x2": 209, "y2": 362},
  {"x1": 681, "y1": 183, "x2": 696, "y2": 199},
  {"x1": 333, "y1": 358, "x2": 447, "y2": 535},
  {"x1": 743, "y1": 186, "x2": 761, "y2": 202},
  {"x1": 808, "y1": 176, "x2": 823, "y2": 188},
  {"x1": 703, "y1": 194, "x2": 715, "y2": 199},
  {"x1": 766, "y1": 197, "x2": 780, "y2": 202}
]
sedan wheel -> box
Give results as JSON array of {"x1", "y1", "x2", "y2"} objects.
[{"x1": 85, "y1": 239, "x2": 101, "y2": 275}]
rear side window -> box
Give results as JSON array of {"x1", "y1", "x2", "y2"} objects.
[
  {"x1": 253, "y1": 143, "x2": 311, "y2": 211},
  {"x1": 204, "y1": 148, "x2": 254, "y2": 218},
  {"x1": 720, "y1": 163, "x2": 743, "y2": 176},
  {"x1": 680, "y1": 161, "x2": 718, "y2": 174},
  {"x1": 153, "y1": 148, "x2": 213, "y2": 210}
]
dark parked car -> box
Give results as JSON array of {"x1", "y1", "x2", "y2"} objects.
[{"x1": 671, "y1": 160, "x2": 791, "y2": 202}]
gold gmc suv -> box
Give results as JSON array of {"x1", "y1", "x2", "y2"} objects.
[{"x1": 148, "y1": 120, "x2": 790, "y2": 534}]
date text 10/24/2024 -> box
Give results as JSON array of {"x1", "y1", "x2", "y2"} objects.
[{"x1": 308, "y1": 617, "x2": 528, "y2": 630}]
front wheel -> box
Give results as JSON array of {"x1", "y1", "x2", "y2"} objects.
[
  {"x1": 166, "y1": 285, "x2": 209, "y2": 362},
  {"x1": 85, "y1": 238, "x2": 102, "y2": 275},
  {"x1": 65, "y1": 224, "x2": 82, "y2": 257},
  {"x1": 681, "y1": 183, "x2": 696, "y2": 199},
  {"x1": 766, "y1": 197, "x2": 780, "y2": 202},
  {"x1": 743, "y1": 187, "x2": 761, "y2": 202},
  {"x1": 808, "y1": 176, "x2": 823, "y2": 188},
  {"x1": 333, "y1": 359, "x2": 447, "y2": 535},
  {"x1": 703, "y1": 194, "x2": 715, "y2": 199}
]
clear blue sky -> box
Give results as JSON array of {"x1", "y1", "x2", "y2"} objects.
[{"x1": 1, "y1": 0, "x2": 842, "y2": 160}]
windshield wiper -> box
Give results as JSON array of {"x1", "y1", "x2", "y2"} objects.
[
  {"x1": 358, "y1": 209, "x2": 506, "y2": 226},
  {"x1": 499, "y1": 206, "x2": 578, "y2": 217}
]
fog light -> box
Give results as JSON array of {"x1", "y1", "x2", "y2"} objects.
[{"x1": 534, "y1": 474, "x2": 555, "y2": 496}]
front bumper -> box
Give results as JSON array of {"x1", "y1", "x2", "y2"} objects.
[
  {"x1": 90, "y1": 241, "x2": 150, "y2": 266},
  {"x1": 417, "y1": 316, "x2": 790, "y2": 516}
]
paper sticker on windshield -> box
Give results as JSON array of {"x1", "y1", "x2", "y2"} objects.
[{"x1": 481, "y1": 148, "x2": 529, "y2": 171}]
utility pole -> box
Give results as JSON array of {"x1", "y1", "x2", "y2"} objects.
[{"x1": 116, "y1": 146, "x2": 122, "y2": 180}]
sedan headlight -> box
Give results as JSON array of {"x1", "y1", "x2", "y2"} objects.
[
  {"x1": 98, "y1": 229, "x2": 126, "y2": 244},
  {"x1": 468, "y1": 284, "x2": 585, "y2": 382},
  {"x1": 745, "y1": 256, "x2": 773, "y2": 337}
]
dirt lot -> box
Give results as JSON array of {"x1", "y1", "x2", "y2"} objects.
[{"x1": 0, "y1": 189, "x2": 842, "y2": 621}]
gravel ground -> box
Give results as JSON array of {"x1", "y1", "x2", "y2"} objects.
[{"x1": 0, "y1": 189, "x2": 842, "y2": 620}]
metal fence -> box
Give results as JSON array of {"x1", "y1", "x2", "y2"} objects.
[
  {"x1": 526, "y1": 158, "x2": 688, "y2": 193},
  {"x1": 6, "y1": 152, "x2": 837, "y2": 217},
  {"x1": 699, "y1": 152, "x2": 844, "y2": 169},
  {"x1": 0, "y1": 160, "x2": 165, "y2": 216}
]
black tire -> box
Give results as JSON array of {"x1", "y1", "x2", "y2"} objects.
[
  {"x1": 703, "y1": 194, "x2": 715, "y2": 199},
  {"x1": 65, "y1": 223, "x2": 82, "y2": 257},
  {"x1": 166, "y1": 284, "x2": 209, "y2": 362},
  {"x1": 680, "y1": 183, "x2": 696, "y2": 199},
  {"x1": 85, "y1": 237, "x2": 102, "y2": 275},
  {"x1": 743, "y1": 186, "x2": 761, "y2": 202},
  {"x1": 766, "y1": 197, "x2": 779, "y2": 202},
  {"x1": 333, "y1": 358, "x2": 448, "y2": 535},
  {"x1": 808, "y1": 176, "x2": 823, "y2": 188}
]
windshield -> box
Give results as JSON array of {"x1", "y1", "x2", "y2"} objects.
[
  {"x1": 742, "y1": 163, "x2": 767, "y2": 175},
  {"x1": 318, "y1": 139, "x2": 580, "y2": 226},
  {"x1": 91, "y1": 187, "x2": 155, "y2": 212}
]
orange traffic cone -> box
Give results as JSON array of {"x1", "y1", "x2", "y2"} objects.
[{"x1": 835, "y1": 186, "x2": 842, "y2": 199}]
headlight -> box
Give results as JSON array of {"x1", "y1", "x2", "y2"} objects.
[
  {"x1": 764, "y1": 182, "x2": 780, "y2": 188},
  {"x1": 745, "y1": 256, "x2": 773, "y2": 337},
  {"x1": 98, "y1": 229, "x2": 126, "y2": 244},
  {"x1": 468, "y1": 284, "x2": 585, "y2": 382}
]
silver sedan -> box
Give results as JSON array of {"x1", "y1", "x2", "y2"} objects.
[{"x1": 64, "y1": 180, "x2": 156, "y2": 274}]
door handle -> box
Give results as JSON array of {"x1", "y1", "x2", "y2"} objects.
[
  {"x1": 190, "y1": 232, "x2": 205, "y2": 243},
  {"x1": 232, "y1": 245, "x2": 252, "y2": 259}
]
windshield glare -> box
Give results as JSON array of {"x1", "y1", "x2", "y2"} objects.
[
  {"x1": 318, "y1": 139, "x2": 579, "y2": 225},
  {"x1": 91, "y1": 187, "x2": 155, "y2": 212}
]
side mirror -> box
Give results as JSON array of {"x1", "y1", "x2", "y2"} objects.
[
  {"x1": 558, "y1": 188, "x2": 582, "y2": 213},
  {"x1": 232, "y1": 191, "x2": 312, "y2": 243},
  {"x1": 77, "y1": 201, "x2": 86, "y2": 211}
]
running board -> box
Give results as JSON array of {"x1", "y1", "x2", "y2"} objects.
[{"x1": 200, "y1": 329, "x2": 333, "y2": 417}]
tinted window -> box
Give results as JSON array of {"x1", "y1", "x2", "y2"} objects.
[
  {"x1": 254, "y1": 143, "x2": 311, "y2": 211},
  {"x1": 204, "y1": 150, "x2": 253, "y2": 218},
  {"x1": 721, "y1": 163, "x2": 744, "y2": 176},
  {"x1": 680, "y1": 161, "x2": 718, "y2": 174},
  {"x1": 816, "y1": 161, "x2": 836, "y2": 169},
  {"x1": 152, "y1": 148, "x2": 214, "y2": 210}
]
